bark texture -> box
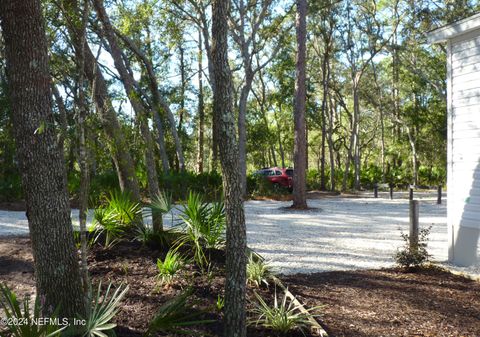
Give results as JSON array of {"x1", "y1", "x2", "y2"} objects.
[
  {"x1": 0, "y1": 0, "x2": 85, "y2": 318},
  {"x1": 212, "y1": 1, "x2": 247, "y2": 336},
  {"x1": 292, "y1": 0, "x2": 308, "y2": 208},
  {"x1": 197, "y1": 29, "x2": 205, "y2": 173}
]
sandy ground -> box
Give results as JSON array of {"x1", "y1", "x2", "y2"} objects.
[{"x1": 1, "y1": 191, "x2": 479, "y2": 276}]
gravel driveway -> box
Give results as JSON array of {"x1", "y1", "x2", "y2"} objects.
[{"x1": 2, "y1": 192, "x2": 478, "y2": 276}]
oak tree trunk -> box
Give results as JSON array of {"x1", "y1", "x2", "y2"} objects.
[{"x1": 0, "y1": 0, "x2": 85, "y2": 318}]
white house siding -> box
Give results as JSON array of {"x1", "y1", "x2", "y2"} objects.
[{"x1": 448, "y1": 29, "x2": 480, "y2": 266}]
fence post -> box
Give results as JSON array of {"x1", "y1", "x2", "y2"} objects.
[
  {"x1": 437, "y1": 185, "x2": 442, "y2": 205},
  {"x1": 374, "y1": 183, "x2": 378, "y2": 198},
  {"x1": 409, "y1": 185, "x2": 414, "y2": 201},
  {"x1": 389, "y1": 184, "x2": 394, "y2": 200},
  {"x1": 409, "y1": 200, "x2": 419, "y2": 252}
]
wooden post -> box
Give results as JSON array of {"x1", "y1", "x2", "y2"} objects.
[
  {"x1": 437, "y1": 185, "x2": 442, "y2": 205},
  {"x1": 409, "y1": 185, "x2": 414, "y2": 200},
  {"x1": 374, "y1": 183, "x2": 378, "y2": 198},
  {"x1": 389, "y1": 184, "x2": 393, "y2": 200},
  {"x1": 409, "y1": 200, "x2": 419, "y2": 251}
]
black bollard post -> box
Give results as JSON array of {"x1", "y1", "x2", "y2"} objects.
[
  {"x1": 437, "y1": 185, "x2": 442, "y2": 205},
  {"x1": 389, "y1": 184, "x2": 393, "y2": 200},
  {"x1": 374, "y1": 183, "x2": 378, "y2": 198}
]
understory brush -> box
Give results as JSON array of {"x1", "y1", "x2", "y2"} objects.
[
  {"x1": 156, "y1": 248, "x2": 184, "y2": 286},
  {"x1": 92, "y1": 190, "x2": 142, "y2": 248},
  {"x1": 0, "y1": 283, "x2": 65, "y2": 337},
  {"x1": 250, "y1": 288, "x2": 319, "y2": 336},
  {"x1": 174, "y1": 192, "x2": 226, "y2": 270},
  {"x1": 145, "y1": 288, "x2": 214, "y2": 336},
  {"x1": 247, "y1": 254, "x2": 274, "y2": 287},
  {"x1": 394, "y1": 226, "x2": 432, "y2": 269}
]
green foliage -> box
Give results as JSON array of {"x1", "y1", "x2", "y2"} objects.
[
  {"x1": 68, "y1": 171, "x2": 119, "y2": 207},
  {"x1": 146, "y1": 191, "x2": 173, "y2": 217},
  {"x1": 0, "y1": 175, "x2": 22, "y2": 202},
  {"x1": 215, "y1": 295, "x2": 225, "y2": 312},
  {"x1": 133, "y1": 224, "x2": 154, "y2": 246},
  {"x1": 175, "y1": 192, "x2": 226, "y2": 269},
  {"x1": 248, "y1": 174, "x2": 290, "y2": 197},
  {"x1": 360, "y1": 165, "x2": 383, "y2": 189},
  {"x1": 159, "y1": 171, "x2": 222, "y2": 202},
  {"x1": 306, "y1": 170, "x2": 321, "y2": 190},
  {"x1": 81, "y1": 282, "x2": 129, "y2": 337},
  {"x1": 144, "y1": 288, "x2": 214, "y2": 336},
  {"x1": 156, "y1": 248, "x2": 184, "y2": 286},
  {"x1": 0, "y1": 283, "x2": 66, "y2": 337},
  {"x1": 246, "y1": 254, "x2": 274, "y2": 288},
  {"x1": 394, "y1": 226, "x2": 432, "y2": 270},
  {"x1": 250, "y1": 289, "x2": 318, "y2": 335},
  {"x1": 73, "y1": 229, "x2": 96, "y2": 250},
  {"x1": 92, "y1": 190, "x2": 141, "y2": 248}
]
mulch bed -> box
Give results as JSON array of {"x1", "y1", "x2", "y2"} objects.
[
  {"x1": 1, "y1": 237, "x2": 479, "y2": 336},
  {"x1": 282, "y1": 268, "x2": 480, "y2": 337},
  {"x1": 0, "y1": 237, "x2": 310, "y2": 337}
]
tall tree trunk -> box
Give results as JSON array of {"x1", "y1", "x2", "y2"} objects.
[
  {"x1": 115, "y1": 30, "x2": 173, "y2": 174},
  {"x1": 238, "y1": 73, "x2": 254, "y2": 195},
  {"x1": 319, "y1": 47, "x2": 330, "y2": 190},
  {"x1": 52, "y1": 84, "x2": 69, "y2": 152},
  {"x1": 275, "y1": 104, "x2": 286, "y2": 168},
  {"x1": 257, "y1": 68, "x2": 277, "y2": 167},
  {"x1": 352, "y1": 83, "x2": 361, "y2": 190},
  {"x1": 212, "y1": 1, "x2": 247, "y2": 336},
  {"x1": 292, "y1": 0, "x2": 308, "y2": 209},
  {"x1": 372, "y1": 63, "x2": 386, "y2": 183},
  {"x1": 176, "y1": 43, "x2": 186, "y2": 171},
  {"x1": 152, "y1": 109, "x2": 170, "y2": 173},
  {"x1": 327, "y1": 94, "x2": 336, "y2": 191},
  {"x1": 178, "y1": 43, "x2": 186, "y2": 134},
  {"x1": 0, "y1": 0, "x2": 85, "y2": 318},
  {"x1": 197, "y1": 30, "x2": 205, "y2": 173},
  {"x1": 93, "y1": 0, "x2": 162, "y2": 231},
  {"x1": 342, "y1": 78, "x2": 361, "y2": 191},
  {"x1": 406, "y1": 126, "x2": 418, "y2": 186},
  {"x1": 76, "y1": 0, "x2": 91, "y2": 304},
  {"x1": 62, "y1": 0, "x2": 140, "y2": 201}
]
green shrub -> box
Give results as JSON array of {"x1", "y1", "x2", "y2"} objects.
[
  {"x1": 250, "y1": 288, "x2": 318, "y2": 335},
  {"x1": 394, "y1": 226, "x2": 432, "y2": 269},
  {"x1": 175, "y1": 192, "x2": 226, "y2": 269},
  {"x1": 360, "y1": 165, "x2": 383, "y2": 189},
  {"x1": 92, "y1": 190, "x2": 141, "y2": 248},
  {"x1": 81, "y1": 282, "x2": 129, "y2": 337},
  {"x1": 159, "y1": 171, "x2": 222, "y2": 202},
  {"x1": 247, "y1": 254, "x2": 274, "y2": 288},
  {"x1": 145, "y1": 288, "x2": 214, "y2": 336},
  {"x1": 249, "y1": 174, "x2": 290, "y2": 197},
  {"x1": 418, "y1": 165, "x2": 446, "y2": 186},
  {"x1": 156, "y1": 249, "x2": 184, "y2": 285},
  {"x1": 0, "y1": 174, "x2": 22, "y2": 202},
  {"x1": 216, "y1": 295, "x2": 225, "y2": 311},
  {"x1": 306, "y1": 169, "x2": 321, "y2": 190},
  {"x1": 0, "y1": 283, "x2": 66, "y2": 337}
]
